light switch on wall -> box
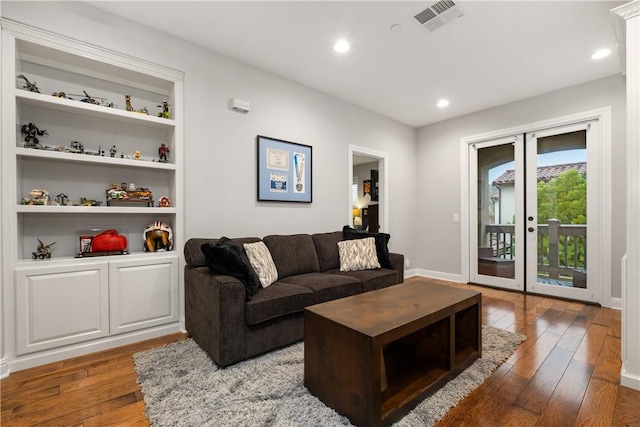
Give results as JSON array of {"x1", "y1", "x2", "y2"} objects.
[{"x1": 453, "y1": 213, "x2": 460, "y2": 223}]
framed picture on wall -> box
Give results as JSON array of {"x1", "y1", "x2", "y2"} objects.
[{"x1": 257, "y1": 135, "x2": 312, "y2": 203}]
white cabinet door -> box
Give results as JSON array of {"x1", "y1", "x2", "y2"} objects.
[
  {"x1": 15, "y1": 262, "x2": 109, "y2": 355},
  {"x1": 109, "y1": 255, "x2": 179, "y2": 335}
]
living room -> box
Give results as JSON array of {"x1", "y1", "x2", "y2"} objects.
[{"x1": 1, "y1": 1, "x2": 639, "y2": 425}]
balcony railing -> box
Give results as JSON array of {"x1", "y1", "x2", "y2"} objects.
[{"x1": 484, "y1": 219, "x2": 586, "y2": 279}]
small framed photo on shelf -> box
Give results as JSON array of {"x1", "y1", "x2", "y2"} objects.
[{"x1": 257, "y1": 135, "x2": 312, "y2": 203}]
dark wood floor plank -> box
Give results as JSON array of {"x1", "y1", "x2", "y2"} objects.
[
  {"x1": 514, "y1": 345, "x2": 574, "y2": 414},
  {"x1": 534, "y1": 359, "x2": 594, "y2": 426},
  {"x1": 511, "y1": 331, "x2": 561, "y2": 380},
  {"x1": 572, "y1": 323, "x2": 609, "y2": 365},
  {"x1": 499, "y1": 405, "x2": 539, "y2": 426},
  {"x1": 573, "y1": 378, "x2": 618, "y2": 427},
  {"x1": 612, "y1": 384, "x2": 640, "y2": 426}
]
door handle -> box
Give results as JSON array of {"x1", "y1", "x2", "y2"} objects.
[{"x1": 528, "y1": 227, "x2": 535, "y2": 232}]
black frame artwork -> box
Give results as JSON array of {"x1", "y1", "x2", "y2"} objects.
[{"x1": 257, "y1": 135, "x2": 312, "y2": 203}]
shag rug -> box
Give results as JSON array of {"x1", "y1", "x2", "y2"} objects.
[{"x1": 134, "y1": 326, "x2": 525, "y2": 426}]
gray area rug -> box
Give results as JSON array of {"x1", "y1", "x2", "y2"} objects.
[{"x1": 134, "y1": 326, "x2": 525, "y2": 426}]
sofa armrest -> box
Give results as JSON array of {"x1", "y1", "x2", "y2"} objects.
[
  {"x1": 184, "y1": 266, "x2": 247, "y2": 367},
  {"x1": 388, "y1": 252, "x2": 405, "y2": 283}
]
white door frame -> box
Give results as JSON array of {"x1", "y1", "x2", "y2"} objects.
[
  {"x1": 460, "y1": 107, "x2": 612, "y2": 307},
  {"x1": 348, "y1": 145, "x2": 389, "y2": 232}
]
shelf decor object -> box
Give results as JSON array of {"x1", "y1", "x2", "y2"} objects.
[
  {"x1": 1, "y1": 19, "x2": 184, "y2": 377},
  {"x1": 257, "y1": 135, "x2": 312, "y2": 203}
]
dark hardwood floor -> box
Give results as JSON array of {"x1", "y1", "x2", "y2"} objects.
[{"x1": 1, "y1": 277, "x2": 639, "y2": 426}]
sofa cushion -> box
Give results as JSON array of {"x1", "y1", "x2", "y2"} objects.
[
  {"x1": 338, "y1": 237, "x2": 381, "y2": 272},
  {"x1": 312, "y1": 231, "x2": 343, "y2": 272},
  {"x1": 326, "y1": 268, "x2": 400, "y2": 293},
  {"x1": 279, "y1": 272, "x2": 363, "y2": 304},
  {"x1": 201, "y1": 238, "x2": 261, "y2": 300},
  {"x1": 343, "y1": 225, "x2": 392, "y2": 268},
  {"x1": 245, "y1": 282, "x2": 314, "y2": 325},
  {"x1": 244, "y1": 241, "x2": 279, "y2": 288},
  {"x1": 185, "y1": 237, "x2": 261, "y2": 267},
  {"x1": 263, "y1": 234, "x2": 320, "y2": 279}
]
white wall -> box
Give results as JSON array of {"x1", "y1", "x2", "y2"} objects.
[
  {"x1": 1, "y1": 1, "x2": 417, "y2": 259},
  {"x1": 416, "y1": 75, "x2": 626, "y2": 298}
]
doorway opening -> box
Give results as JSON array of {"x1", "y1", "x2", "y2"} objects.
[{"x1": 348, "y1": 145, "x2": 389, "y2": 233}]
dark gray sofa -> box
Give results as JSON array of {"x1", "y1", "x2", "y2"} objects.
[{"x1": 184, "y1": 231, "x2": 404, "y2": 367}]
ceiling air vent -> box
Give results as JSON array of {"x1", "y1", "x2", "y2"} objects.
[{"x1": 412, "y1": 0, "x2": 464, "y2": 33}]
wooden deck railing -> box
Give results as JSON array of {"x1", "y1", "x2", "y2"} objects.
[{"x1": 484, "y1": 219, "x2": 586, "y2": 279}]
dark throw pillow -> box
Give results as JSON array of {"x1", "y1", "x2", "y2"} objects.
[
  {"x1": 342, "y1": 225, "x2": 392, "y2": 269},
  {"x1": 201, "y1": 237, "x2": 261, "y2": 301}
]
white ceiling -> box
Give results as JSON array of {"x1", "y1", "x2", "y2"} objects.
[{"x1": 88, "y1": 1, "x2": 625, "y2": 128}]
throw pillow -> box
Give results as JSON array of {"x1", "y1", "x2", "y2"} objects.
[
  {"x1": 201, "y1": 237, "x2": 261, "y2": 301},
  {"x1": 244, "y1": 241, "x2": 278, "y2": 288},
  {"x1": 337, "y1": 237, "x2": 381, "y2": 272},
  {"x1": 342, "y1": 225, "x2": 392, "y2": 269}
]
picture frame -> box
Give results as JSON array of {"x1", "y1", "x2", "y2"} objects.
[{"x1": 257, "y1": 135, "x2": 312, "y2": 203}]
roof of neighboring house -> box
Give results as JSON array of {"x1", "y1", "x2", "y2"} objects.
[{"x1": 492, "y1": 162, "x2": 586, "y2": 186}]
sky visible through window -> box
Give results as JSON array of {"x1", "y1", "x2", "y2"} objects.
[{"x1": 489, "y1": 149, "x2": 586, "y2": 184}]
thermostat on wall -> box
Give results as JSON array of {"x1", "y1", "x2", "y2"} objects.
[{"x1": 228, "y1": 98, "x2": 250, "y2": 114}]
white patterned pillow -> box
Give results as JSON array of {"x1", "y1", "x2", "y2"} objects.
[
  {"x1": 243, "y1": 241, "x2": 278, "y2": 288},
  {"x1": 338, "y1": 237, "x2": 381, "y2": 272}
]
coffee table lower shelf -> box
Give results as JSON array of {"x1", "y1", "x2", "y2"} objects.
[{"x1": 304, "y1": 282, "x2": 481, "y2": 427}]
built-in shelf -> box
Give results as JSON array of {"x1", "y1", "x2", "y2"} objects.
[
  {"x1": 16, "y1": 147, "x2": 176, "y2": 170},
  {"x1": 17, "y1": 205, "x2": 177, "y2": 214}
]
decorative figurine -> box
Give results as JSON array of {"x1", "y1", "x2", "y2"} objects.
[
  {"x1": 125, "y1": 94, "x2": 133, "y2": 111},
  {"x1": 75, "y1": 197, "x2": 102, "y2": 206},
  {"x1": 157, "y1": 100, "x2": 171, "y2": 119},
  {"x1": 143, "y1": 221, "x2": 173, "y2": 252},
  {"x1": 17, "y1": 75, "x2": 40, "y2": 93},
  {"x1": 110, "y1": 145, "x2": 117, "y2": 157},
  {"x1": 106, "y1": 182, "x2": 128, "y2": 200},
  {"x1": 69, "y1": 90, "x2": 105, "y2": 105},
  {"x1": 158, "y1": 143, "x2": 170, "y2": 162},
  {"x1": 22, "y1": 189, "x2": 50, "y2": 205},
  {"x1": 52, "y1": 92, "x2": 68, "y2": 98},
  {"x1": 158, "y1": 196, "x2": 171, "y2": 207},
  {"x1": 32, "y1": 239, "x2": 56, "y2": 259},
  {"x1": 54, "y1": 193, "x2": 69, "y2": 206},
  {"x1": 21, "y1": 122, "x2": 48, "y2": 146},
  {"x1": 69, "y1": 141, "x2": 85, "y2": 154},
  {"x1": 134, "y1": 150, "x2": 141, "y2": 160},
  {"x1": 128, "y1": 183, "x2": 136, "y2": 191}
]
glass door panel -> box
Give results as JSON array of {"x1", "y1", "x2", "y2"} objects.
[
  {"x1": 470, "y1": 136, "x2": 524, "y2": 291},
  {"x1": 526, "y1": 123, "x2": 598, "y2": 302}
]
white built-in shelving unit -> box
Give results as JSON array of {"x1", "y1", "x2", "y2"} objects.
[{"x1": 1, "y1": 19, "x2": 185, "y2": 376}]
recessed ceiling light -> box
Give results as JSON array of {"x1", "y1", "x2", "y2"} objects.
[
  {"x1": 591, "y1": 49, "x2": 611, "y2": 60},
  {"x1": 334, "y1": 39, "x2": 350, "y2": 53},
  {"x1": 437, "y1": 99, "x2": 449, "y2": 108}
]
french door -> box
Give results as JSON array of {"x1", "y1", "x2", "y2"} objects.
[{"x1": 469, "y1": 121, "x2": 600, "y2": 303}]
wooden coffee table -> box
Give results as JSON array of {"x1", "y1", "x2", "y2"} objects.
[{"x1": 304, "y1": 281, "x2": 481, "y2": 427}]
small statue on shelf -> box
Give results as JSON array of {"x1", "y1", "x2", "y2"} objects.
[
  {"x1": 54, "y1": 193, "x2": 69, "y2": 206},
  {"x1": 158, "y1": 143, "x2": 170, "y2": 162},
  {"x1": 21, "y1": 122, "x2": 48, "y2": 146},
  {"x1": 17, "y1": 74, "x2": 40, "y2": 93},
  {"x1": 134, "y1": 150, "x2": 141, "y2": 160},
  {"x1": 125, "y1": 94, "x2": 133, "y2": 111},
  {"x1": 22, "y1": 188, "x2": 50, "y2": 205},
  {"x1": 110, "y1": 145, "x2": 117, "y2": 157},
  {"x1": 157, "y1": 100, "x2": 171, "y2": 119},
  {"x1": 32, "y1": 239, "x2": 56, "y2": 259},
  {"x1": 158, "y1": 196, "x2": 171, "y2": 207}
]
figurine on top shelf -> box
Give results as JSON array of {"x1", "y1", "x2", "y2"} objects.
[
  {"x1": 74, "y1": 197, "x2": 102, "y2": 207},
  {"x1": 54, "y1": 193, "x2": 69, "y2": 206},
  {"x1": 32, "y1": 239, "x2": 56, "y2": 259},
  {"x1": 158, "y1": 143, "x2": 170, "y2": 162},
  {"x1": 52, "y1": 91, "x2": 68, "y2": 98},
  {"x1": 110, "y1": 145, "x2": 117, "y2": 157},
  {"x1": 69, "y1": 90, "x2": 104, "y2": 106},
  {"x1": 21, "y1": 122, "x2": 48, "y2": 146},
  {"x1": 134, "y1": 150, "x2": 141, "y2": 160},
  {"x1": 17, "y1": 75, "x2": 40, "y2": 93},
  {"x1": 124, "y1": 94, "x2": 149, "y2": 115},
  {"x1": 157, "y1": 100, "x2": 171, "y2": 119}
]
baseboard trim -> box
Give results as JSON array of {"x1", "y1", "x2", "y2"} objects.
[
  {"x1": 620, "y1": 370, "x2": 640, "y2": 391},
  {"x1": 0, "y1": 356, "x2": 9, "y2": 379},
  {"x1": 610, "y1": 297, "x2": 622, "y2": 310},
  {"x1": 413, "y1": 269, "x2": 463, "y2": 283}
]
